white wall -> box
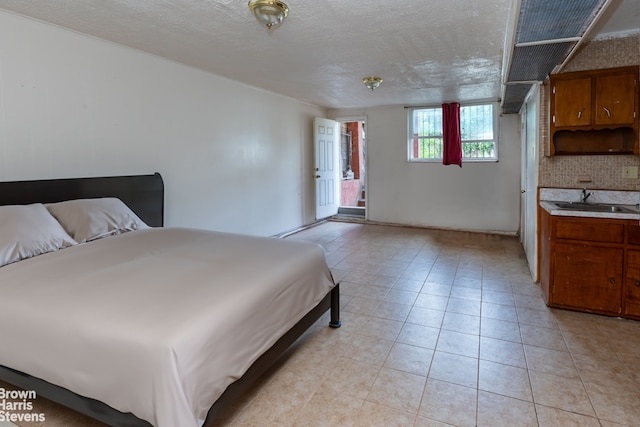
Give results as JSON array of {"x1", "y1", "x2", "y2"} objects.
[
  {"x1": 0, "y1": 10, "x2": 522, "y2": 236},
  {"x1": 330, "y1": 106, "x2": 522, "y2": 234},
  {"x1": 0, "y1": 10, "x2": 326, "y2": 236}
]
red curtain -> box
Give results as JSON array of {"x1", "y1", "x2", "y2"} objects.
[{"x1": 442, "y1": 102, "x2": 462, "y2": 167}]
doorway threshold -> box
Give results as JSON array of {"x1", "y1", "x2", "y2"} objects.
[{"x1": 337, "y1": 206, "x2": 365, "y2": 217}]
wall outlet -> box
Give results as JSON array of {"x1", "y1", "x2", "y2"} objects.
[{"x1": 622, "y1": 166, "x2": 638, "y2": 179}]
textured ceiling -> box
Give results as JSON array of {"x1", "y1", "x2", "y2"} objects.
[{"x1": 0, "y1": 0, "x2": 637, "y2": 110}]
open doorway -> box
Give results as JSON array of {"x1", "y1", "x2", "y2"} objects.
[{"x1": 337, "y1": 118, "x2": 366, "y2": 218}]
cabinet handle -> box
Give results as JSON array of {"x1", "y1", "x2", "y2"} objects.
[
  {"x1": 635, "y1": 281, "x2": 640, "y2": 287},
  {"x1": 577, "y1": 108, "x2": 584, "y2": 119},
  {"x1": 602, "y1": 106, "x2": 611, "y2": 118},
  {"x1": 609, "y1": 278, "x2": 616, "y2": 285}
]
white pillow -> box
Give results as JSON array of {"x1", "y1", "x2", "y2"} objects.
[
  {"x1": 0, "y1": 203, "x2": 77, "y2": 267},
  {"x1": 46, "y1": 198, "x2": 149, "y2": 243}
]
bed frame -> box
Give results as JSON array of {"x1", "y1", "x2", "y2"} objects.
[
  {"x1": 0, "y1": 173, "x2": 165, "y2": 227},
  {"x1": 0, "y1": 172, "x2": 341, "y2": 427}
]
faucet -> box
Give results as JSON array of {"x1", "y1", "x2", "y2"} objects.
[{"x1": 581, "y1": 188, "x2": 593, "y2": 203}]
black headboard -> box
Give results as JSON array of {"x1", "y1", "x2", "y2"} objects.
[{"x1": 0, "y1": 173, "x2": 164, "y2": 227}]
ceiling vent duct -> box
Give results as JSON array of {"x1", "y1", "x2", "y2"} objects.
[
  {"x1": 501, "y1": 0, "x2": 610, "y2": 114},
  {"x1": 507, "y1": 42, "x2": 577, "y2": 82},
  {"x1": 502, "y1": 84, "x2": 537, "y2": 116}
]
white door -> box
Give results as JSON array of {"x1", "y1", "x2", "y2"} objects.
[
  {"x1": 314, "y1": 117, "x2": 340, "y2": 220},
  {"x1": 521, "y1": 85, "x2": 540, "y2": 280},
  {"x1": 520, "y1": 104, "x2": 527, "y2": 249}
]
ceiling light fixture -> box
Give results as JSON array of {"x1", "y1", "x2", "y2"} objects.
[
  {"x1": 248, "y1": 0, "x2": 289, "y2": 29},
  {"x1": 362, "y1": 76, "x2": 383, "y2": 91}
]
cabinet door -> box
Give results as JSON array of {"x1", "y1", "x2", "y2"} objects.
[
  {"x1": 624, "y1": 250, "x2": 640, "y2": 317},
  {"x1": 553, "y1": 78, "x2": 592, "y2": 127},
  {"x1": 595, "y1": 73, "x2": 637, "y2": 125},
  {"x1": 553, "y1": 243, "x2": 622, "y2": 314}
]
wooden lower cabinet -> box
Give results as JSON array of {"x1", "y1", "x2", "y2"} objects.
[
  {"x1": 540, "y1": 209, "x2": 640, "y2": 319},
  {"x1": 624, "y1": 250, "x2": 640, "y2": 318},
  {"x1": 553, "y1": 243, "x2": 622, "y2": 314}
]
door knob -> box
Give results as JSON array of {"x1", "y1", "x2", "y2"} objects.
[
  {"x1": 314, "y1": 175, "x2": 321, "y2": 179},
  {"x1": 521, "y1": 189, "x2": 526, "y2": 193}
]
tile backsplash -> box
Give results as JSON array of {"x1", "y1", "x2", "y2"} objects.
[{"x1": 538, "y1": 33, "x2": 640, "y2": 191}]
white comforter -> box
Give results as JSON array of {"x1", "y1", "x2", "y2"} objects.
[{"x1": 0, "y1": 228, "x2": 335, "y2": 427}]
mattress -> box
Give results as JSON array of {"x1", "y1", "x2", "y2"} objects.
[{"x1": 0, "y1": 227, "x2": 335, "y2": 427}]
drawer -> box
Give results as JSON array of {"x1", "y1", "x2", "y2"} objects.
[
  {"x1": 555, "y1": 219, "x2": 624, "y2": 243},
  {"x1": 628, "y1": 224, "x2": 640, "y2": 245}
]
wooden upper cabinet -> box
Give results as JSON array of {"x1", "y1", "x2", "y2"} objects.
[
  {"x1": 595, "y1": 73, "x2": 637, "y2": 125},
  {"x1": 549, "y1": 66, "x2": 639, "y2": 155},
  {"x1": 553, "y1": 77, "x2": 592, "y2": 127}
]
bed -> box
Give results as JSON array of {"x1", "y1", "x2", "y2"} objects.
[{"x1": 0, "y1": 172, "x2": 341, "y2": 427}]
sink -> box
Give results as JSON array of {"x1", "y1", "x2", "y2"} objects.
[{"x1": 552, "y1": 201, "x2": 639, "y2": 213}]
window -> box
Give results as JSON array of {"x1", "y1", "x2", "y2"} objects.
[{"x1": 408, "y1": 103, "x2": 497, "y2": 162}]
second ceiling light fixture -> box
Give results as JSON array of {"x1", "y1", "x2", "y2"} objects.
[{"x1": 248, "y1": 0, "x2": 289, "y2": 29}]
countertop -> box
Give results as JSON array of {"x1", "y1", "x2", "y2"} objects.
[{"x1": 539, "y1": 188, "x2": 640, "y2": 220}]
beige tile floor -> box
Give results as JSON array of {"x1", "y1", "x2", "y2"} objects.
[
  {"x1": 217, "y1": 221, "x2": 640, "y2": 426},
  {"x1": 5, "y1": 220, "x2": 640, "y2": 426}
]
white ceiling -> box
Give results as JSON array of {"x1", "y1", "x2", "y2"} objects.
[{"x1": 0, "y1": 0, "x2": 637, "y2": 110}]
